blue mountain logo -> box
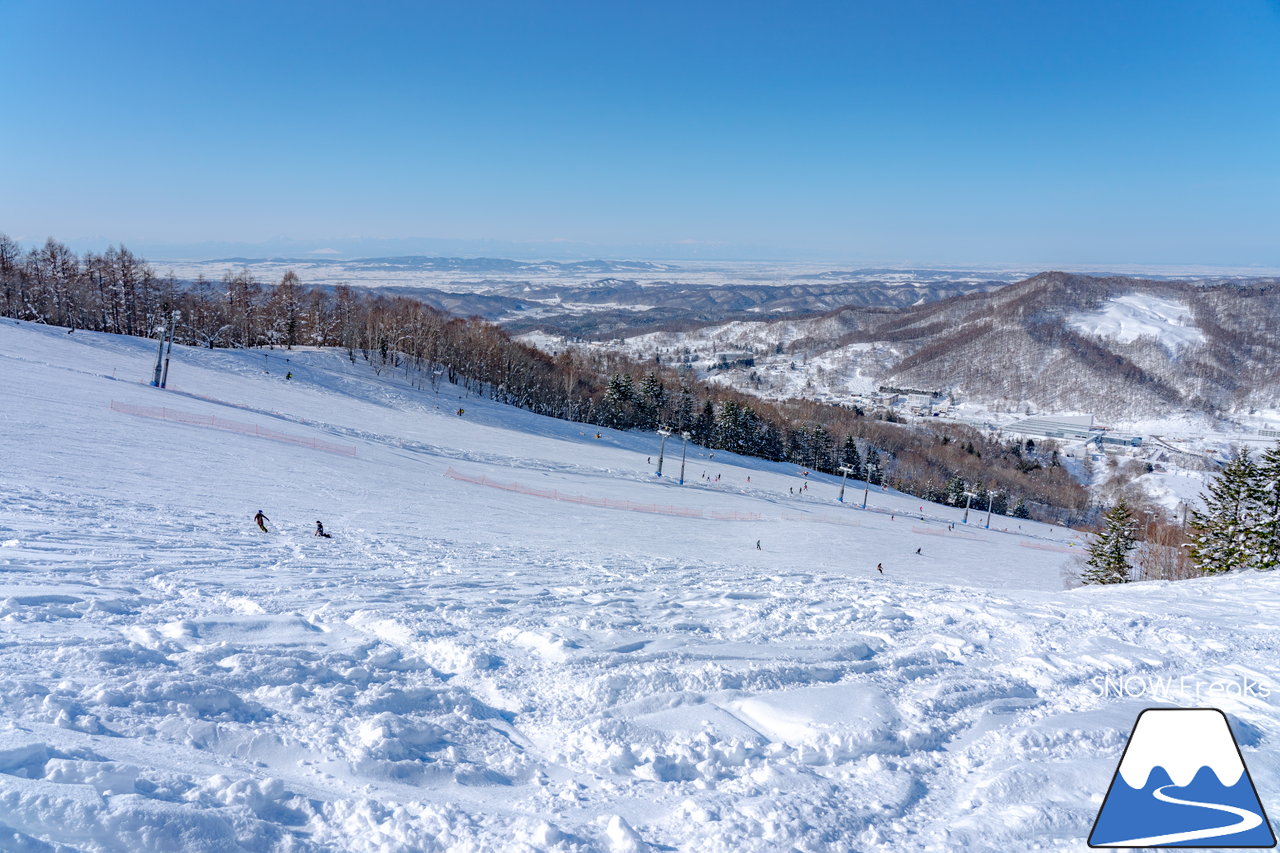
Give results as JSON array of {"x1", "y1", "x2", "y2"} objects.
[{"x1": 1089, "y1": 708, "x2": 1276, "y2": 848}]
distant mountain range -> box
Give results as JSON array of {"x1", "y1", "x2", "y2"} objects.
[
  {"x1": 555, "y1": 272, "x2": 1280, "y2": 421},
  {"x1": 204, "y1": 256, "x2": 676, "y2": 274}
]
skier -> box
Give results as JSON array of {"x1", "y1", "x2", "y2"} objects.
[
  {"x1": 254, "y1": 510, "x2": 270, "y2": 533},
  {"x1": 456, "y1": 408, "x2": 465, "y2": 416},
  {"x1": 915, "y1": 547, "x2": 922, "y2": 555},
  {"x1": 756, "y1": 540, "x2": 761, "y2": 550},
  {"x1": 876, "y1": 563, "x2": 884, "y2": 574},
  {"x1": 315, "y1": 520, "x2": 332, "y2": 538},
  {"x1": 286, "y1": 371, "x2": 293, "y2": 380}
]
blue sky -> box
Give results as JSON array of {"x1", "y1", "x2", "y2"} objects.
[{"x1": 3, "y1": 0, "x2": 1278, "y2": 265}]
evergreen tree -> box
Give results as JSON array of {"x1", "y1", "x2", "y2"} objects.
[
  {"x1": 1082, "y1": 500, "x2": 1137, "y2": 584},
  {"x1": 1011, "y1": 499, "x2": 1030, "y2": 519},
  {"x1": 601, "y1": 374, "x2": 636, "y2": 429},
  {"x1": 636, "y1": 372, "x2": 666, "y2": 430},
  {"x1": 864, "y1": 447, "x2": 881, "y2": 485},
  {"x1": 1248, "y1": 443, "x2": 1280, "y2": 571},
  {"x1": 1189, "y1": 449, "x2": 1259, "y2": 574},
  {"x1": 673, "y1": 384, "x2": 695, "y2": 432},
  {"x1": 944, "y1": 476, "x2": 967, "y2": 507},
  {"x1": 840, "y1": 435, "x2": 862, "y2": 479},
  {"x1": 692, "y1": 400, "x2": 715, "y2": 444}
]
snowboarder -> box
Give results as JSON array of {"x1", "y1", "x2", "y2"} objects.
[
  {"x1": 457, "y1": 408, "x2": 465, "y2": 416},
  {"x1": 254, "y1": 510, "x2": 270, "y2": 533},
  {"x1": 315, "y1": 520, "x2": 332, "y2": 538},
  {"x1": 915, "y1": 547, "x2": 922, "y2": 555},
  {"x1": 756, "y1": 540, "x2": 761, "y2": 550},
  {"x1": 876, "y1": 563, "x2": 884, "y2": 573},
  {"x1": 286, "y1": 371, "x2": 293, "y2": 380}
]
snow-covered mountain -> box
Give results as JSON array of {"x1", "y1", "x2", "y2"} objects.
[
  {"x1": 555, "y1": 272, "x2": 1280, "y2": 422},
  {"x1": 2, "y1": 319, "x2": 1279, "y2": 851}
]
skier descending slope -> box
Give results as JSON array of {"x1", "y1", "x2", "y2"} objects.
[{"x1": 254, "y1": 510, "x2": 270, "y2": 533}]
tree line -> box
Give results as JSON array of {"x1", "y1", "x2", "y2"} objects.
[
  {"x1": 0, "y1": 235, "x2": 1091, "y2": 523},
  {"x1": 1083, "y1": 443, "x2": 1280, "y2": 583}
]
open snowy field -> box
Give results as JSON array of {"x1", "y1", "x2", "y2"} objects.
[{"x1": 2, "y1": 319, "x2": 1278, "y2": 851}]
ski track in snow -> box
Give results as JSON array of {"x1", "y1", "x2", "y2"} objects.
[{"x1": 1, "y1": 320, "x2": 1279, "y2": 852}]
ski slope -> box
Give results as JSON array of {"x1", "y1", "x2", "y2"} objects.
[{"x1": 1, "y1": 319, "x2": 1277, "y2": 852}]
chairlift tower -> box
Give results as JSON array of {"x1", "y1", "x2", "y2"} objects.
[
  {"x1": 836, "y1": 465, "x2": 855, "y2": 502},
  {"x1": 678, "y1": 431, "x2": 691, "y2": 485},
  {"x1": 656, "y1": 427, "x2": 671, "y2": 477}
]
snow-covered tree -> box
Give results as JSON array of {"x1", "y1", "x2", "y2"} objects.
[
  {"x1": 1189, "y1": 449, "x2": 1259, "y2": 574},
  {"x1": 1082, "y1": 500, "x2": 1137, "y2": 584},
  {"x1": 1249, "y1": 442, "x2": 1280, "y2": 572}
]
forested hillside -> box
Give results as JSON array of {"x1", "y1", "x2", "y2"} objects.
[{"x1": 0, "y1": 235, "x2": 1091, "y2": 523}]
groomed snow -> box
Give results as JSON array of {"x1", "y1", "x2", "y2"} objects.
[
  {"x1": 1068, "y1": 293, "x2": 1205, "y2": 353},
  {"x1": 1, "y1": 320, "x2": 1277, "y2": 851}
]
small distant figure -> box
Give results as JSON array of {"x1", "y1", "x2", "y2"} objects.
[
  {"x1": 756, "y1": 540, "x2": 761, "y2": 550},
  {"x1": 890, "y1": 514, "x2": 895, "y2": 521},
  {"x1": 789, "y1": 487, "x2": 794, "y2": 495},
  {"x1": 746, "y1": 476, "x2": 751, "y2": 483},
  {"x1": 647, "y1": 456, "x2": 651, "y2": 464},
  {"x1": 254, "y1": 510, "x2": 270, "y2": 533},
  {"x1": 595, "y1": 432, "x2": 602, "y2": 439},
  {"x1": 286, "y1": 371, "x2": 293, "y2": 380},
  {"x1": 876, "y1": 563, "x2": 884, "y2": 574},
  {"x1": 915, "y1": 547, "x2": 922, "y2": 555},
  {"x1": 457, "y1": 408, "x2": 465, "y2": 416},
  {"x1": 315, "y1": 520, "x2": 332, "y2": 538}
]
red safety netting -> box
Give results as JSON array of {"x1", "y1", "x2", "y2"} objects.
[
  {"x1": 110, "y1": 400, "x2": 357, "y2": 456},
  {"x1": 1018, "y1": 541, "x2": 1078, "y2": 554},
  {"x1": 444, "y1": 467, "x2": 762, "y2": 520}
]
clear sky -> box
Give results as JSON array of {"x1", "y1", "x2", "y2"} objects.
[{"x1": 3, "y1": 0, "x2": 1279, "y2": 266}]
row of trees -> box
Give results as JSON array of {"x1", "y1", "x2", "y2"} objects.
[
  {"x1": 1083, "y1": 443, "x2": 1280, "y2": 583},
  {"x1": 0, "y1": 235, "x2": 1093, "y2": 523}
]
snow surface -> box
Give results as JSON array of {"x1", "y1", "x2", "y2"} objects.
[
  {"x1": 2, "y1": 319, "x2": 1279, "y2": 851},
  {"x1": 1068, "y1": 293, "x2": 1205, "y2": 353}
]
